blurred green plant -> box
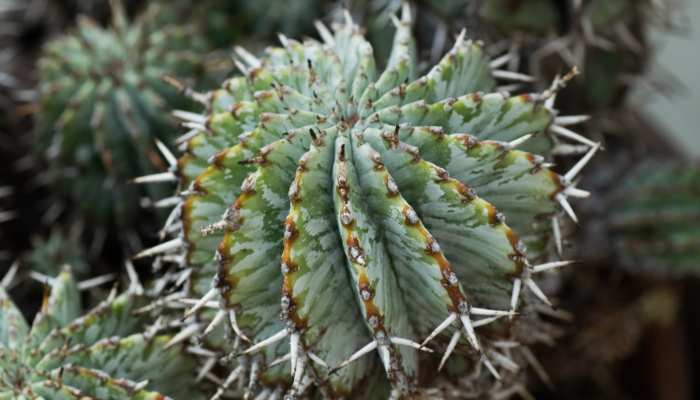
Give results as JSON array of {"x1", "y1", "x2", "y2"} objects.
[
  {"x1": 135, "y1": 5, "x2": 597, "y2": 398},
  {"x1": 35, "y1": 0, "x2": 209, "y2": 250},
  {"x1": 607, "y1": 160, "x2": 700, "y2": 277}
]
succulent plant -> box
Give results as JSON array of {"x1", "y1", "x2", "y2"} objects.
[
  {"x1": 0, "y1": 267, "x2": 204, "y2": 399},
  {"x1": 35, "y1": 0, "x2": 208, "y2": 242},
  {"x1": 136, "y1": 6, "x2": 598, "y2": 398},
  {"x1": 605, "y1": 161, "x2": 700, "y2": 277}
]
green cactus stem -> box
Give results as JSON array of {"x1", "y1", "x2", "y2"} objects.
[{"x1": 137, "y1": 6, "x2": 598, "y2": 398}]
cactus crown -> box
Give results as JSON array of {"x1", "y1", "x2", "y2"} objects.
[
  {"x1": 0, "y1": 268, "x2": 203, "y2": 399},
  {"x1": 140, "y1": 6, "x2": 597, "y2": 398}
]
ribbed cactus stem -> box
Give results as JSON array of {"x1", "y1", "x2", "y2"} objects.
[{"x1": 139, "y1": 5, "x2": 598, "y2": 397}]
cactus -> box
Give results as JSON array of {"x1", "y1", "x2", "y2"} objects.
[
  {"x1": 35, "y1": 0, "x2": 207, "y2": 242},
  {"x1": 606, "y1": 161, "x2": 700, "y2": 277},
  {"x1": 136, "y1": 6, "x2": 598, "y2": 398},
  {"x1": 0, "y1": 267, "x2": 204, "y2": 399},
  {"x1": 139, "y1": 8, "x2": 598, "y2": 398}
]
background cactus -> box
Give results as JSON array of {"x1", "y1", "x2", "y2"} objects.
[
  {"x1": 538, "y1": 149, "x2": 699, "y2": 396},
  {"x1": 0, "y1": 267, "x2": 204, "y2": 399},
  {"x1": 34, "y1": 0, "x2": 208, "y2": 251},
  {"x1": 137, "y1": 7, "x2": 597, "y2": 398},
  {"x1": 603, "y1": 160, "x2": 700, "y2": 277}
]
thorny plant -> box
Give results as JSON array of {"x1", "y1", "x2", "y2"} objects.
[{"x1": 134, "y1": 5, "x2": 599, "y2": 399}]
